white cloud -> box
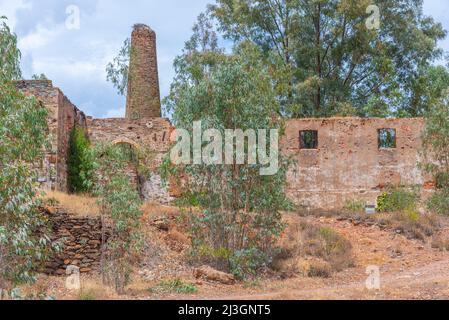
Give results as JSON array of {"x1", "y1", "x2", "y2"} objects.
[
  {"x1": 19, "y1": 23, "x2": 65, "y2": 51},
  {"x1": 105, "y1": 106, "x2": 125, "y2": 118},
  {"x1": 0, "y1": 0, "x2": 31, "y2": 30},
  {"x1": 32, "y1": 57, "x2": 107, "y2": 81}
]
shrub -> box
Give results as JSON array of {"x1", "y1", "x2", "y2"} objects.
[
  {"x1": 92, "y1": 143, "x2": 143, "y2": 295},
  {"x1": 427, "y1": 191, "x2": 449, "y2": 216},
  {"x1": 344, "y1": 200, "x2": 366, "y2": 213},
  {"x1": 150, "y1": 279, "x2": 198, "y2": 294},
  {"x1": 421, "y1": 89, "x2": 449, "y2": 216},
  {"x1": 376, "y1": 187, "x2": 418, "y2": 213},
  {"x1": 274, "y1": 221, "x2": 354, "y2": 275},
  {"x1": 307, "y1": 260, "x2": 332, "y2": 278},
  {"x1": 67, "y1": 127, "x2": 94, "y2": 194},
  {"x1": 77, "y1": 290, "x2": 98, "y2": 301}
]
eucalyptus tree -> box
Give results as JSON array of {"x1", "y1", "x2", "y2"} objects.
[
  {"x1": 0, "y1": 17, "x2": 55, "y2": 286},
  {"x1": 164, "y1": 16, "x2": 291, "y2": 276},
  {"x1": 422, "y1": 89, "x2": 449, "y2": 216},
  {"x1": 209, "y1": 0, "x2": 447, "y2": 117}
]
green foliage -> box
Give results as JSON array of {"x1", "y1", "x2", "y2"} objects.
[
  {"x1": 77, "y1": 290, "x2": 98, "y2": 301},
  {"x1": 421, "y1": 89, "x2": 449, "y2": 216},
  {"x1": 31, "y1": 73, "x2": 48, "y2": 80},
  {"x1": 165, "y1": 22, "x2": 291, "y2": 278},
  {"x1": 0, "y1": 16, "x2": 56, "y2": 286},
  {"x1": 150, "y1": 278, "x2": 198, "y2": 294},
  {"x1": 209, "y1": 0, "x2": 447, "y2": 117},
  {"x1": 398, "y1": 65, "x2": 449, "y2": 117},
  {"x1": 91, "y1": 143, "x2": 143, "y2": 295},
  {"x1": 67, "y1": 127, "x2": 94, "y2": 193},
  {"x1": 106, "y1": 38, "x2": 130, "y2": 96},
  {"x1": 0, "y1": 17, "x2": 21, "y2": 80},
  {"x1": 343, "y1": 200, "x2": 366, "y2": 213},
  {"x1": 376, "y1": 187, "x2": 418, "y2": 213}
]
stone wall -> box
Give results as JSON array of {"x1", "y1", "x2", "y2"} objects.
[
  {"x1": 282, "y1": 117, "x2": 433, "y2": 210},
  {"x1": 16, "y1": 80, "x2": 87, "y2": 192},
  {"x1": 87, "y1": 117, "x2": 174, "y2": 203},
  {"x1": 125, "y1": 24, "x2": 161, "y2": 119},
  {"x1": 45, "y1": 211, "x2": 108, "y2": 275}
]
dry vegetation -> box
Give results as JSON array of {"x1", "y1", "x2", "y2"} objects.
[
  {"x1": 22, "y1": 191, "x2": 449, "y2": 300},
  {"x1": 43, "y1": 191, "x2": 100, "y2": 217},
  {"x1": 272, "y1": 215, "x2": 354, "y2": 278},
  {"x1": 298, "y1": 208, "x2": 442, "y2": 243}
]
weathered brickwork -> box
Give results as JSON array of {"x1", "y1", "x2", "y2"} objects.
[
  {"x1": 125, "y1": 24, "x2": 161, "y2": 119},
  {"x1": 282, "y1": 117, "x2": 433, "y2": 210},
  {"x1": 44, "y1": 210, "x2": 109, "y2": 275},
  {"x1": 87, "y1": 117, "x2": 174, "y2": 203},
  {"x1": 16, "y1": 80, "x2": 87, "y2": 192}
]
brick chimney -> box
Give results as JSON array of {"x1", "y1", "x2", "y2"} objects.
[{"x1": 125, "y1": 24, "x2": 161, "y2": 119}]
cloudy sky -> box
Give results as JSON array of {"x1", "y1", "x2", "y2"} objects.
[{"x1": 1, "y1": 0, "x2": 448, "y2": 118}]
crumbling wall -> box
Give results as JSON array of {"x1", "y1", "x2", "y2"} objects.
[
  {"x1": 87, "y1": 117, "x2": 174, "y2": 203},
  {"x1": 16, "y1": 80, "x2": 87, "y2": 192},
  {"x1": 282, "y1": 117, "x2": 433, "y2": 210},
  {"x1": 45, "y1": 211, "x2": 108, "y2": 275}
]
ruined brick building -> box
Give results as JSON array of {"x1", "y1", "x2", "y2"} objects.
[{"x1": 17, "y1": 24, "x2": 434, "y2": 210}]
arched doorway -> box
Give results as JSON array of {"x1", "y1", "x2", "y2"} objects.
[{"x1": 112, "y1": 139, "x2": 142, "y2": 197}]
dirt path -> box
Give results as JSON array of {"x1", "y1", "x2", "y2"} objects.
[
  {"x1": 213, "y1": 258, "x2": 449, "y2": 300},
  {"x1": 189, "y1": 215, "x2": 449, "y2": 300}
]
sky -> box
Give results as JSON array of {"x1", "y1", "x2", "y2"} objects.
[{"x1": 0, "y1": 0, "x2": 448, "y2": 119}]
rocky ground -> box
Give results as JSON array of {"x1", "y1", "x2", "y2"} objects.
[{"x1": 18, "y1": 210, "x2": 449, "y2": 300}]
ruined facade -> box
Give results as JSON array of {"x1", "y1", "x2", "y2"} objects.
[
  {"x1": 16, "y1": 80, "x2": 87, "y2": 192},
  {"x1": 282, "y1": 118, "x2": 433, "y2": 210},
  {"x1": 17, "y1": 24, "x2": 433, "y2": 210}
]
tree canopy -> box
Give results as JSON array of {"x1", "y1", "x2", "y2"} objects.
[{"x1": 207, "y1": 0, "x2": 448, "y2": 117}]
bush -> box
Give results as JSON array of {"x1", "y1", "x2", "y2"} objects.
[
  {"x1": 376, "y1": 187, "x2": 418, "y2": 213},
  {"x1": 150, "y1": 279, "x2": 198, "y2": 294},
  {"x1": 92, "y1": 143, "x2": 143, "y2": 295},
  {"x1": 67, "y1": 127, "x2": 94, "y2": 194},
  {"x1": 427, "y1": 191, "x2": 449, "y2": 216},
  {"x1": 344, "y1": 200, "x2": 366, "y2": 213},
  {"x1": 274, "y1": 221, "x2": 354, "y2": 275},
  {"x1": 421, "y1": 89, "x2": 449, "y2": 216},
  {"x1": 77, "y1": 290, "x2": 98, "y2": 301},
  {"x1": 307, "y1": 260, "x2": 332, "y2": 278}
]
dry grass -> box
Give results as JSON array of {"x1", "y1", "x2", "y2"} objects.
[
  {"x1": 299, "y1": 207, "x2": 441, "y2": 242},
  {"x1": 141, "y1": 202, "x2": 181, "y2": 221},
  {"x1": 432, "y1": 234, "x2": 449, "y2": 251},
  {"x1": 273, "y1": 217, "x2": 354, "y2": 277},
  {"x1": 43, "y1": 192, "x2": 183, "y2": 221},
  {"x1": 43, "y1": 191, "x2": 100, "y2": 217},
  {"x1": 345, "y1": 210, "x2": 441, "y2": 241},
  {"x1": 76, "y1": 279, "x2": 118, "y2": 300}
]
